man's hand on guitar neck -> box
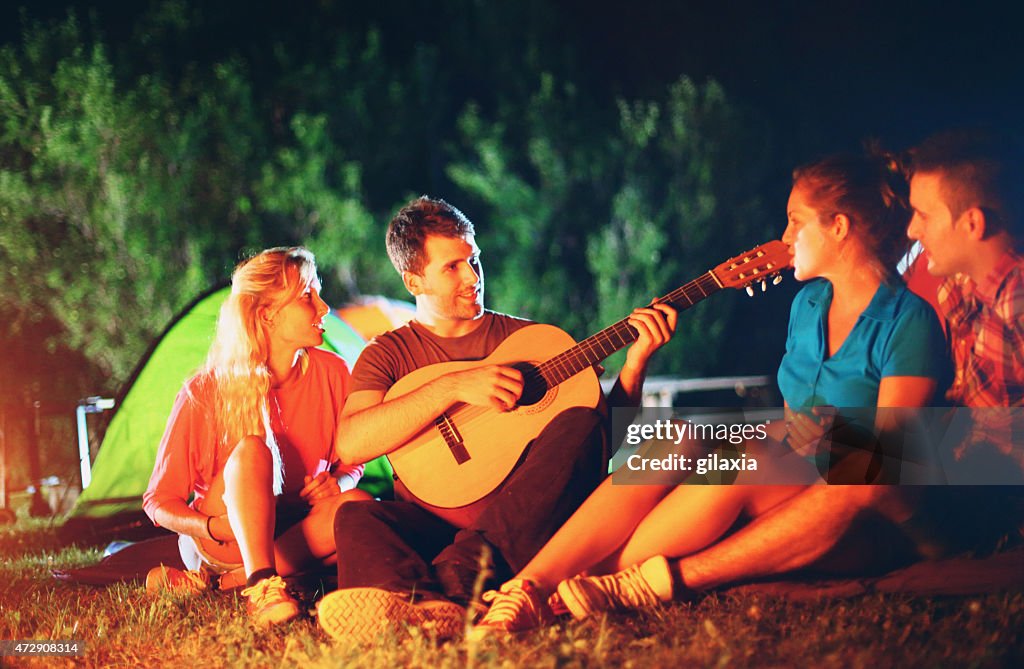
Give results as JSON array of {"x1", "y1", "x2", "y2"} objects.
[
  {"x1": 445, "y1": 364, "x2": 524, "y2": 412},
  {"x1": 613, "y1": 302, "x2": 679, "y2": 406}
]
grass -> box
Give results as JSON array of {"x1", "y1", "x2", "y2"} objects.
[{"x1": 2, "y1": 515, "x2": 1023, "y2": 668}]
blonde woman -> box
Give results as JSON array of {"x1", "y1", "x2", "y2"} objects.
[{"x1": 143, "y1": 247, "x2": 369, "y2": 626}]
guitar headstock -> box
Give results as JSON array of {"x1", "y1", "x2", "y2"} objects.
[{"x1": 712, "y1": 240, "x2": 792, "y2": 295}]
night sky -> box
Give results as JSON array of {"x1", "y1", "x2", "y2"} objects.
[
  {"x1": 558, "y1": 0, "x2": 1023, "y2": 152},
  {"x1": 3, "y1": 0, "x2": 1020, "y2": 155}
]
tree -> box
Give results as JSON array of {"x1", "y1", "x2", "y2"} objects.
[
  {"x1": 449, "y1": 74, "x2": 776, "y2": 377},
  {"x1": 0, "y1": 16, "x2": 211, "y2": 391}
]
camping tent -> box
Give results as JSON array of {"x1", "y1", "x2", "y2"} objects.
[{"x1": 70, "y1": 286, "x2": 413, "y2": 519}]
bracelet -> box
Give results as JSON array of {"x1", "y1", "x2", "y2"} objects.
[{"x1": 206, "y1": 515, "x2": 225, "y2": 546}]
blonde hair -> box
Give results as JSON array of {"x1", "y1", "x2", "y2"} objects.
[{"x1": 201, "y1": 246, "x2": 320, "y2": 493}]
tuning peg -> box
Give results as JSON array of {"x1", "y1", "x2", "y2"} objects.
[
  {"x1": 761, "y1": 280, "x2": 767, "y2": 292},
  {"x1": 773, "y1": 275, "x2": 783, "y2": 285},
  {"x1": 746, "y1": 286, "x2": 754, "y2": 297}
]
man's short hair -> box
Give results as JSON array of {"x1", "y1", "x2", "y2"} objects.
[
  {"x1": 908, "y1": 129, "x2": 1023, "y2": 240},
  {"x1": 386, "y1": 196, "x2": 476, "y2": 274}
]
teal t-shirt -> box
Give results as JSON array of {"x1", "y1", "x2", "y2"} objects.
[{"x1": 777, "y1": 279, "x2": 951, "y2": 409}]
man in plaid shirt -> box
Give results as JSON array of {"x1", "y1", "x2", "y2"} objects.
[{"x1": 908, "y1": 130, "x2": 1024, "y2": 475}]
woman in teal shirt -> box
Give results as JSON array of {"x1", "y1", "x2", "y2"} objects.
[
  {"x1": 778, "y1": 278, "x2": 949, "y2": 411},
  {"x1": 471, "y1": 151, "x2": 951, "y2": 634},
  {"x1": 775, "y1": 156, "x2": 950, "y2": 479}
]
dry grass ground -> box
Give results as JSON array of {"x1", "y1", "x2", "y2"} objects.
[{"x1": 2, "y1": 517, "x2": 1022, "y2": 668}]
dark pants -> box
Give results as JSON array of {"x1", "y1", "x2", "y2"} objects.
[{"x1": 334, "y1": 407, "x2": 607, "y2": 604}]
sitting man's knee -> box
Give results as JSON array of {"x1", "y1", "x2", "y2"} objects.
[{"x1": 332, "y1": 499, "x2": 382, "y2": 536}]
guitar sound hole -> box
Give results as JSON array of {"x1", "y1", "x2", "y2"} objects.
[{"x1": 510, "y1": 361, "x2": 548, "y2": 407}]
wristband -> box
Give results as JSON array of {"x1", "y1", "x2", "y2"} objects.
[{"x1": 206, "y1": 515, "x2": 225, "y2": 545}]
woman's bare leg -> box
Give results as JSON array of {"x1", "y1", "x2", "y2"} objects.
[
  {"x1": 516, "y1": 478, "x2": 676, "y2": 592},
  {"x1": 218, "y1": 436, "x2": 277, "y2": 577},
  {"x1": 606, "y1": 484, "x2": 806, "y2": 572}
]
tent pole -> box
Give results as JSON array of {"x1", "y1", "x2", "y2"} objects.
[
  {"x1": 76, "y1": 397, "x2": 115, "y2": 491},
  {"x1": 76, "y1": 403, "x2": 91, "y2": 489}
]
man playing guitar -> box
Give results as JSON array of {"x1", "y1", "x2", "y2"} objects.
[{"x1": 317, "y1": 196, "x2": 676, "y2": 642}]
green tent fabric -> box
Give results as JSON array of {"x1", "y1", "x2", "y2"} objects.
[{"x1": 71, "y1": 286, "x2": 393, "y2": 519}]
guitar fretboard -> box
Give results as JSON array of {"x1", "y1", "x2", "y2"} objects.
[{"x1": 534, "y1": 271, "x2": 722, "y2": 386}]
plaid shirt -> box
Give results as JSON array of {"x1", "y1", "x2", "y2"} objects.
[{"x1": 938, "y1": 251, "x2": 1024, "y2": 467}]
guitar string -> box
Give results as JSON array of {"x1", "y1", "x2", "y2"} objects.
[
  {"x1": 532, "y1": 247, "x2": 784, "y2": 383},
  {"x1": 534, "y1": 272, "x2": 720, "y2": 383},
  {"x1": 431, "y1": 273, "x2": 721, "y2": 436},
  {"x1": 424, "y1": 248, "x2": 785, "y2": 440}
]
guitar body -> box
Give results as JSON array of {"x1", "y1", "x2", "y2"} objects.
[
  {"x1": 383, "y1": 240, "x2": 791, "y2": 510},
  {"x1": 385, "y1": 324, "x2": 602, "y2": 509}
]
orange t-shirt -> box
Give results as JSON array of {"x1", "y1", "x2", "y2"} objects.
[{"x1": 143, "y1": 347, "x2": 362, "y2": 524}]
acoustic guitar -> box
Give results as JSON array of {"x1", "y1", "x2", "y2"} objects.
[{"x1": 385, "y1": 240, "x2": 791, "y2": 508}]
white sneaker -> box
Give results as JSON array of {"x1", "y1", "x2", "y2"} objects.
[{"x1": 556, "y1": 555, "x2": 673, "y2": 619}]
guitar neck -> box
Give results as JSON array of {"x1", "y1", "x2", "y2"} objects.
[{"x1": 537, "y1": 270, "x2": 723, "y2": 387}]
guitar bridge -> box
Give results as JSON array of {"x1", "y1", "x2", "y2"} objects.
[{"x1": 435, "y1": 413, "x2": 471, "y2": 464}]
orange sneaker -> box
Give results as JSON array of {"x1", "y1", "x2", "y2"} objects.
[
  {"x1": 145, "y1": 565, "x2": 212, "y2": 596},
  {"x1": 241, "y1": 575, "x2": 301, "y2": 626}
]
